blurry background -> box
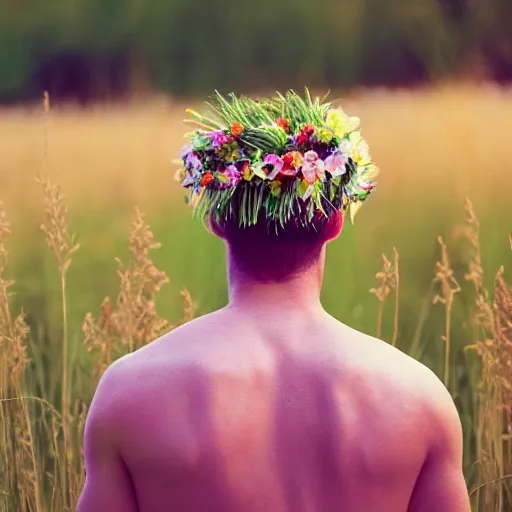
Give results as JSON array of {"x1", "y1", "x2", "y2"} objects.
[
  {"x1": 1, "y1": 0, "x2": 512, "y2": 102},
  {"x1": 0, "y1": 1, "x2": 511, "y2": 511}
]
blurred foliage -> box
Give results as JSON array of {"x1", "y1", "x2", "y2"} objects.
[{"x1": 0, "y1": 0, "x2": 512, "y2": 102}]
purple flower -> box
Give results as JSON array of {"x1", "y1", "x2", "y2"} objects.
[
  {"x1": 209, "y1": 130, "x2": 231, "y2": 148},
  {"x1": 182, "y1": 169, "x2": 197, "y2": 188},
  {"x1": 185, "y1": 153, "x2": 203, "y2": 171},
  {"x1": 288, "y1": 134, "x2": 298, "y2": 146},
  {"x1": 224, "y1": 164, "x2": 241, "y2": 187},
  {"x1": 180, "y1": 144, "x2": 194, "y2": 159},
  {"x1": 263, "y1": 154, "x2": 284, "y2": 180}
]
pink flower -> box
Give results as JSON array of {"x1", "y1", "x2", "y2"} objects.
[
  {"x1": 209, "y1": 130, "x2": 231, "y2": 148},
  {"x1": 225, "y1": 164, "x2": 241, "y2": 187},
  {"x1": 264, "y1": 154, "x2": 284, "y2": 180},
  {"x1": 301, "y1": 150, "x2": 325, "y2": 184},
  {"x1": 325, "y1": 151, "x2": 348, "y2": 177}
]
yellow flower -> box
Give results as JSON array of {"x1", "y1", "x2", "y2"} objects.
[
  {"x1": 316, "y1": 127, "x2": 334, "y2": 144},
  {"x1": 326, "y1": 109, "x2": 360, "y2": 138},
  {"x1": 349, "y1": 131, "x2": 372, "y2": 167},
  {"x1": 226, "y1": 149, "x2": 241, "y2": 163},
  {"x1": 289, "y1": 151, "x2": 304, "y2": 168},
  {"x1": 298, "y1": 179, "x2": 310, "y2": 197},
  {"x1": 242, "y1": 165, "x2": 254, "y2": 181},
  {"x1": 348, "y1": 130, "x2": 362, "y2": 145},
  {"x1": 270, "y1": 181, "x2": 281, "y2": 197}
]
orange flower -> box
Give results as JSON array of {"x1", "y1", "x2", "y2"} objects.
[
  {"x1": 231, "y1": 123, "x2": 244, "y2": 137},
  {"x1": 200, "y1": 171, "x2": 215, "y2": 186}
]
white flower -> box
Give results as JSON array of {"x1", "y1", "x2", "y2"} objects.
[{"x1": 339, "y1": 139, "x2": 353, "y2": 155}]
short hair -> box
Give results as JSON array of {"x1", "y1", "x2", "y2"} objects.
[{"x1": 211, "y1": 210, "x2": 343, "y2": 282}]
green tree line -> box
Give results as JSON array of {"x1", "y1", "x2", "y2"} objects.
[{"x1": 0, "y1": 0, "x2": 511, "y2": 102}]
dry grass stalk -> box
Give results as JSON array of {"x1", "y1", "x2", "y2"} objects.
[
  {"x1": 83, "y1": 208, "x2": 197, "y2": 384},
  {"x1": 391, "y1": 248, "x2": 400, "y2": 347},
  {"x1": 463, "y1": 199, "x2": 492, "y2": 333},
  {"x1": 492, "y1": 269, "x2": 512, "y2": 504},
  {"x1": 84, "y1": 208, "x2": 171, "y2": 378},
  {"x1": 370, "y1": 253, "x2": 391, "y2": 340},
  {"x1": 38, "y1": 176, "x2": 79, "y2": 508},
  {"x1": 463, "y1": 199, "x2": 512, "y2": 509},
  {"x1": 370, "y1": 248, "x2": 399, "y2": 344},
  {"x1": 432, "y1": 236, "x2": 461, "y2": 389},
  {"x1": 179, "y1": 288, "x2": 195, "y2": 325},
  {"x1": 43, "y1": 92, "x2": 50, "y2": 173},
  {"x1": 466, "y1": 268, "x2": 512, "y2": 509},
  {"x1": 67, "y1": 400, "x2": 88, "y2": 508},
  {"x1": 82, "y1": 299, "x2": 114, "y2": 382},
  {"x1": 0, "y1": 203, "x2": 42, "y2": 512}
]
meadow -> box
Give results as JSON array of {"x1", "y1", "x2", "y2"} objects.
[{"x1": 0, "y1": 85, "x2": 511, "y2": 511}]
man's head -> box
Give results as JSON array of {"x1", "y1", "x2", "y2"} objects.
[
  {"x1": 176, "y1": 90, "x2": 378, "y2": 281},
  {"x1": 210, "y1": 209, "x2": 343, "y2": 282}
]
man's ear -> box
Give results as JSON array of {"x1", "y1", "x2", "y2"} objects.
[
  {"x1": 208, "y1": 214, "x2": 226, "y2": 239},
  {"x1": 323, "y1": 210, "x2": 344, "y2": 243}
]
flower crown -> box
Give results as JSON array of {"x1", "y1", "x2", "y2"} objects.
[{"x1": 175, "y1": 90, "x2": 379, "y2": 229}]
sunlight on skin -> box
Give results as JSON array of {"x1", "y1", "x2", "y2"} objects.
[{"x1": 78, "y1": 218, "x2": 470, "y2": 511}]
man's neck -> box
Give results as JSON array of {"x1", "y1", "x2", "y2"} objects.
[{"x1": 226, "y1": 251, "x2": 325, "y2": 316}]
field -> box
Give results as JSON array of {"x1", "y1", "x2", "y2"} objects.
[{"x1": 0, "y1": 85, "x2": 511, "y2": 511}]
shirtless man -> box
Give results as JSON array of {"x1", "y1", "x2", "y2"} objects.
[{"x1": 78, "y1": 91, "x2": 470, "y2": 512}]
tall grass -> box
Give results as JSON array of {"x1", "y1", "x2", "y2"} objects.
[
  {"x1": 0, "y1": 86, "x2": 511, "y2": 510},
  {"x1": 433, "y1": 235, "x2": 461, "y2": 388},
  {"x1": 38, "y1": 176, "x2": 80, "y2": 508},
  {"x1": 1, "y1": 178, "x2": 510, "y2": 511},
  {"x1": 0, "y1": 203, "x2": 42, "y2": 512},
  {"x1": 370, "y1": 202, "x2": 512, "y2": 510}
]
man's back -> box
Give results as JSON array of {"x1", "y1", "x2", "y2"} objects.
[{"x1": 79, "y1": 307, "x2": 469, "y2": 512}]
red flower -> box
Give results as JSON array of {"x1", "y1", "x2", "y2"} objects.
[
  {"x1": 283, "y1": 153, "x2": 294, "y2": 166},
  {"x1": 231, "y1": 123, "x2": 244, "y2": 137},
  {"x1": 297, "y1": 133, "x2": 308, "y2": 145},
  {"x1": 276, "y1": 118, "x2": 289, "y2": 132},
  {"x1": 200, "y1": 171, "x2": 215, "y2": 186},
  {"x1": 302, "y1": 125, "x2": 315, "y2": 135}
]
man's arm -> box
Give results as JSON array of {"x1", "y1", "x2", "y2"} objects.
[
  {"x1": 408, "y1": 370, "x2": 470, "y2": 512},
  {"x1": 77, "y1": 361, "x2": 139, "y2": 512}
]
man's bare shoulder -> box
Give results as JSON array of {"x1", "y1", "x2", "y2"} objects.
[
  {"x1": 323, "y1": 317, "x2": 457, "y2": 417},
  {"x1": 95, "y1": 310, "x2": 457, "y2": 432},
  {"x1": 94, "y1": 309, "x2": 270, "y2": 400},
  {"x1": 86, "y1": 315, "x2": 222, "y2": 436},
  {"x1": 104, "y1": 310, "x2": 448, "y2": 390}
]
